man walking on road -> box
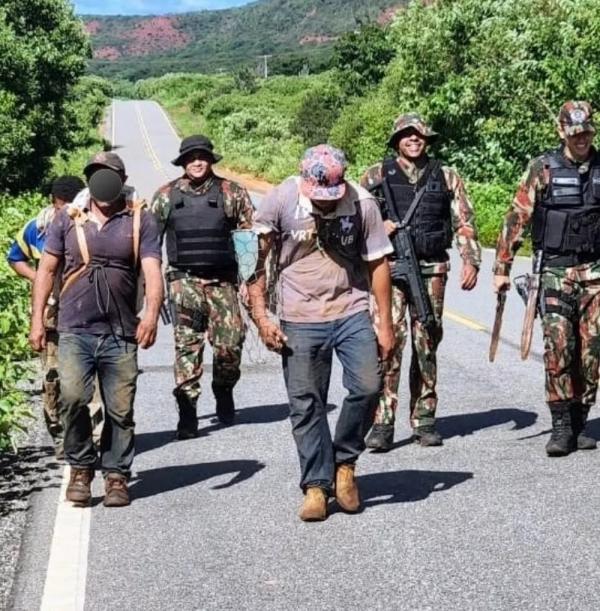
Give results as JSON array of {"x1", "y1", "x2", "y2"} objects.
[
  {"x1": 151, "y1": 135, "x2": 254, "y2": 438},
  {"x1": 8, "y1": 176, "x2": 85, "y2": 458},
  {"x1": 29, "y1": 152, "x2": 163, "y2": 506},
  {"x1": 248, "y1": 144, "x2": 394, "y2": 521},
  {"x1": 361, "y1": 113, "x2": 481, "y2": 451},
  {"x1": 494, "y1": 101, "x2": 600, "y2": 457}
]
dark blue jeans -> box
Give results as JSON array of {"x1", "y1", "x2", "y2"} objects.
[
  {"x1": 58, "y1": 333, "x2": 138, "y2": 478},
  {"x1": 281, "y1": 311, "x2": 382, "y2": 492}
]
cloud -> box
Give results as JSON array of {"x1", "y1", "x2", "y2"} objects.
[{"x1": 72, "y1": 1, "x2": 253, "y2": 15}]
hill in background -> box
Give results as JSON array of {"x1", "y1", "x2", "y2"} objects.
[{"x1": 83, "y1": 0, "x2": 405, "y2": 80}]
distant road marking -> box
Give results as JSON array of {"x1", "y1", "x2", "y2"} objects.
[
  {"x1": 111, "y1": 101, "x2": 116, "y2": 148},
  {"x1": 153, "y1": 101, "x2": 180, "y2": 140},
  {"x1": 444, "y1": 309, "x2": 488, "y2": 332},
  {"x1": 134, "y1": 102, "x2": 170, "y2": 181},
  {"x1": 40, "y1": 467, "x2": 90, "y2": 611}
]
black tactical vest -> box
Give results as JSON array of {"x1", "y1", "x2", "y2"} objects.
[
  {"x1": 165, "y1": 179, "x2": 237, "y2": 279},
  {"x1": 382, "y1": 158, "x2": 452, "y2": 259},
  {"x1": 531, "y1": 149, "x2": 600, "y2": 265}
]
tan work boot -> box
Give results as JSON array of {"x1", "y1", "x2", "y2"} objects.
[
  {"x1": 66, "y1": 467, "x2": 94, "y2": 505},
  {"x1": 335, "y1": 463, "x2": 361, "y2": 513},
  {"x1": 299, "y1": 487, "x2": 327, "y2": 521}
]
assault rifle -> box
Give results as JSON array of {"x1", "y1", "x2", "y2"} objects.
[{"x1": 369, "y1": 180, "x2": 435, "y2": 329}]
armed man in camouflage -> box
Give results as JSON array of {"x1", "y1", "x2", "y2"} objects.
[
  {"x1": 151, "y1": 135, "x2": 254, "y2": 438},
  {"x1": 494, "y1": 101, "x2": 600, "y2": 457},
  {"x1": 361, "y1": 113, "x2": 481, "y2": 451}
]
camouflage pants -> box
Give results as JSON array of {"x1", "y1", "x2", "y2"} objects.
[
  {"x1": 40, "y1": 330, "x2": 62, "y2": 444},
  {"x1": 40, "y1": 331, "x2": 103, "y2": 449},
  {"x1": 373, "y1": 274, "x2": 447, "y2": 428},
  {"x1": 170, "y1": 277, "x2": 245, "y2": 401},
  {"x1": 541, "y1": 266, "x2": 600, "y2": 406}
]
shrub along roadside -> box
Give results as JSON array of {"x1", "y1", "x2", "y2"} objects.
[{"x1": 0, "y1": 193, "x2": 45, "y2": 451}]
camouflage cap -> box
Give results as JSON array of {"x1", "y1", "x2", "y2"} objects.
[
  {"x1": 387, "y1": 113, "x2": 438, "y2": 148},
  {"x1": 299, "y1": 144, "x2": 347, "y2": 201},
  {"x1": 83, "y1": 151, "x2": 126, "y2": 178},
  {"x1": 558, "y1": 101, "x2": 595, "y2": 136}
]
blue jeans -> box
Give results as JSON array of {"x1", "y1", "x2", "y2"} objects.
[
  {"x1": 58, "y1": 333, "x2": 138, "y2": 477},
  {"x1": 281, "y1": 311, "x2": 382, "y2": 492}
]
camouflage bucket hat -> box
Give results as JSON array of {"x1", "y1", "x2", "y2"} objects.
[
  {"x1": 558, "y1": 101, "x2": 596, "y2": 136},
  {"x1": 387, "y1": 113, "x2": 438, "y2": 148},
  {"x1": 83, "y1": 151, "x2": 126, "y2": 178},
  {"x1": 299, "y1": 144, "x2": 347, "y2": 201}
]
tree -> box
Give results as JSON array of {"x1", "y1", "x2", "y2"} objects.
[
  {"x1": 332, "y1": 23, "x2": 395, "y2": 97},
  {"x1": 0, "y1": 0, "x2": 89, "y2": 192}
]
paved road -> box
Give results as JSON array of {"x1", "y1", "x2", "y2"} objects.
[{"x1": 8, "y1": 100, "x2": 600, "y2": 611}]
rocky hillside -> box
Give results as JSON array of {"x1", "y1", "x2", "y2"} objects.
[{"x1": 83, "y1": 0, "x2": 405, "y2": 79}]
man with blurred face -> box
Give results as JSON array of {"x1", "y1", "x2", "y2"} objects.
[
  {"x1": 361, "y1": 113, "x2": 482, "y2": 451},
  {"x1": 494, "y1": 101, "x2": 600, "y2": 457},
  {"x1": 151, "y1": 136, "x2": 254, "y2": 439},
  {"x1": 30, "y1": 152, "x2": 163, "y2": 507}
]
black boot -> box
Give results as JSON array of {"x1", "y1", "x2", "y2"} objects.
[
  {"x1": 546, "y1": 401, "x2": 575, "y2": 456},
  {"x1": 212, "y1": 383, "x2": 235, "y2": 426},
  {"x1": 413, "y1": 424, "x2": 443, "y2": 446},
  {"x1": 174, "y1": 389, "x2": 198, "y2": 440},
  {"x1": 570, "y1": 402, "x2": 597, "y2": 450},
  {"x1": 365, "y1": 424, "x2": 394, "y2": 452}
]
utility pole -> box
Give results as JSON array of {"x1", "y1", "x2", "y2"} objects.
[{"x1": 257, "y1": 54, "x2": 272, "y2": 79}]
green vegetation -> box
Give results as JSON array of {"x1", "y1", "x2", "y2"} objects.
[
  {"x1": 136, "y1": 0, "x2": 600, "y2": 247},
  {"x1": 85, "y1": 0, "x2": 404, "y2": 80},
  {"x1": 0, "y1": 2, "x2": 111, "y2": 450},
  {"x1": 0, "y1": 0, "x2": 90, "y2": 193}
]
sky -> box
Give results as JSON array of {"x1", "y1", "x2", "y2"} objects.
[{"x1": 73, "y1": 1, "x2": 254, "y2": 15}]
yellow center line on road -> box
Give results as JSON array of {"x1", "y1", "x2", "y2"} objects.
[
  {"x1": 134, "y1": 102, "x2": 170, "y2": 182},
  {"x1": 443, "y1": 308, "x2": 489, "y2": 332}
]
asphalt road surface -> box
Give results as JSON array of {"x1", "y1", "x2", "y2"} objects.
[{"x1": 8, "y1": 100, "x2": 600, "y2": 611}]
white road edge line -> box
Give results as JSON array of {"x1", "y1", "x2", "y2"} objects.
[
  {"x1": 153, "y1": 100, "x2": 180, "y2": 140},
  {"x1": 40, "y1": 466, "x2": 91, "y2": 611},
  {"x1": 111, "y1": 100, "x2": 116, "y2": 148}
]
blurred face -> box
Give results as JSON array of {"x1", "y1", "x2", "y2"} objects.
[
  {"x1": 563, "y1": 130, "x2": 594, "y2": 162},
  {"x1": 396, "y1": 128, "x2": 428, "y2": 161},
  {"x1": 90, "y1": 171, "x2": 128, "y2": 210},
  {"x1": 183, "y1": 150, "x2": 213, "y2": 181}
]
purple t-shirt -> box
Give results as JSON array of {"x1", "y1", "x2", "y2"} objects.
[
  {"x1": 254, "y1": 177, "x2": 393, "y2": 323},
  {"x1": 45, "y1": 205, "x2": 161, "y2": 337}
]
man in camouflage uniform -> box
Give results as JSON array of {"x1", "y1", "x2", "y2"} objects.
[
  {"x1": 361, "y1": 113, "x2": 481, "y2": 450},
  {"x1": 151, "y1": 135, "x2": 253, "y2": 438},
  {"x1": 8, "y1": 176, "x2": 85, "y2": 457},
  {"x1": 494, "y1": 101, "x2": 600, "y2": 457}
]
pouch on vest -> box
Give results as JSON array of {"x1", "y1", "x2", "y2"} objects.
[
  {"x1": 550, "y1": 169, "x2": 581, "y2": 206},
  {"x1": 592, "y1": 168, "x2": 600, "y2": 199},
  {"x1": 543, "y1": 209, "x2": 568, "y2": 250}
]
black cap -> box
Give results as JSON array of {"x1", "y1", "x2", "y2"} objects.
[
  {"x1": 51, "y1": 176, "x2": 85, "y2": 203},
  {"x1": 171, "y1": 135, "x2": 222, "y2": 166}
]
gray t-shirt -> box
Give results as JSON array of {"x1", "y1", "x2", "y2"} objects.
[
  {"x1": 254, "y1": 177, "x2": 393, "y2": 323},
  {"x1": 45, "y1": 204, "x2": 161, "y2": 337}
]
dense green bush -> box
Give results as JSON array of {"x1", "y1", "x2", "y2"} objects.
[
  {"x1": 0, "y1": 194, "x2": 45, "y2": 451},
  {"x1": 0, "y1": 0, "x2": 90, "y2": 192}
]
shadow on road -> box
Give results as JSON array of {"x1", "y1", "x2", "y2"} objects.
[
  {"x1": 346, "y1": 469, "x2": 473, "y2": 511},
  {"x1": 387, "y1": 408, "x2": 538, "y2": 450},
  {"x1": 0, "y1": 446, "x2": 62, "y2": 516},
  {"x1": 128, "y1": 459, "x2": 266, "y2": 500},
  {"x1": 135, "y1": 404, "x2": 336, "y2": 456}
]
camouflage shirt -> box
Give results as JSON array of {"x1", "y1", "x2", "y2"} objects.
[
  {"x1": 493, "y1": 146, "x2": 600, "y2": 276},
  {"x1": 150, "y1": 173, "x2": 254, "y2": 277},
  {"x1": 360, "y1": 156, "x2": 481, "y2": 274}
]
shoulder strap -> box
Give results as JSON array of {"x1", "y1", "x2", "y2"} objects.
[{"x1": 128, "y1": 200, "x2": 145, "y2": 264}]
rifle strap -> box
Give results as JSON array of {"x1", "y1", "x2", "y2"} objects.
[
  {"x1": 399, "y1": 185, "x2": 427, "y2": 228},
  {"x1": 381, "y1": 159, "x2": 428, "y2": 228}
]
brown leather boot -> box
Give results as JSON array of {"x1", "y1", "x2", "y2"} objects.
[
  {"x1": 335, "y1": 463, "x2": 361, "y2": 513},
  {"x1": 103, "y1": 473, "x2": 130, "y2": 507},
  {"x1": 66, "y1": 467, "x2": 94, "y2": 505},
  {"x1": 299, "y1": 487, "x2": 327, "y2": 521}
]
